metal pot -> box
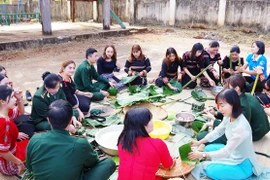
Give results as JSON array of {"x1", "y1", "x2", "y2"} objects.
[
  {"x1": 175, "y1": 112, "x2": 195, "y2": 128},
  {"x1": 95, "y1": 125, "x2": 124, "y2": 156}
]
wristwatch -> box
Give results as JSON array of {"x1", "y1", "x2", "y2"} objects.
[{"x1": 202, "y1": 153, "x2": 207, "y2": 160}]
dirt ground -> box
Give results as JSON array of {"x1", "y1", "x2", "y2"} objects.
[{"x1": 0, "y1": 26, "x2": 270, "y2": 96}]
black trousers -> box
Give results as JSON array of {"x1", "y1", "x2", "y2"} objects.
[
  {"x1": 14, "y1": 115, "x2": 35, "y2": 138},
  {"x1": 77, "y1": 94, "x2": 91, "y2": 113}
]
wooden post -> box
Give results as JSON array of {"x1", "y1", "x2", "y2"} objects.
[
  {"x1": 217, "y1": 0, "x2": 227, "y2": 27},
  {"x1": 40, "y1": 0, "x2": 52, "y2": 35},
  {"x1": 93, "y1": 1, "x2": 98, "y2": 21},
  {"x1": 71, "y1": 0, "x2": 75, "y2": 22},
  {"x1": 103, "y1": 0, "x2": 110, "y2": 30},
  {"x1": 129, "y1": 0, "x2": 134, "y2": 25},
  {"x1": 169, "y1": 0, "x2": 176, "y2": 26}
]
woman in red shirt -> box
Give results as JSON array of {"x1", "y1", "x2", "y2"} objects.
[
  {"x1": 0, "y1": 85, "x2": 28, "y2": 175},
  {"x1": 117, "y1": 107, "x2": 174, "y2": 180}
]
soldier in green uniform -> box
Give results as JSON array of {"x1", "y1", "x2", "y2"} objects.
[
  {"x1": 30, "y1": 72, "x2": 81, "y2": 131},
  {"x1": 74, "y1": 48, "x2": 115, "y2": 101},
  {"x1": 197, "y1": 75, "x2": 269, "y2": 143},
  {"x1": 26, "y1": 100, "x2": 116, "y2": 180}
]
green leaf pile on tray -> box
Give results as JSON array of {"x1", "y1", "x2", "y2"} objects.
[
  {"x1": 178, "y1": 142, "x2": 198, "y2": 166},
  {"x1": 191, "y1": 88, "x2": 215, "y2": 102},
  {"x1": 114, "y1": 80, "x2": 182, "y2": 108},
  {"x1": 82, "y1": 113, "x2": 123, "y2": 127}
]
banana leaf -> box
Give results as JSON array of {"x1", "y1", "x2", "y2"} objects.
[
  {"x1": 112, "y1": 156, "x2": 120, "y2": 166},
  {"x1": 163, "y1": 79, "x2": 182, "y2": 96},
  {"x1": 128, "y1": 85, "x2": 147, "y2": 95},
  {"x1": 191, "y1": 121, "x2": 205, "y2": 133},
  {"x1": 83, "y1": 113, "x2": 123, "y2": 127},
  {"x1": 75, "y1": 127, "x2": 86, "y2": 135},
  {"x1": 108, "y1": 87, "x2": 118, "y2": 96},
  {"x1": 121, "y1": 75, "x2": 139, "y2": 84},
  {"x1": 178, "y1": 142, "x2": 198, "y2": 165},
  {"x1": 191, "y1": 89, "x2": 215, "y2": 102}
]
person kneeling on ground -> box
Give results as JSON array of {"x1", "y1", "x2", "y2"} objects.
[{"x1": 26, "y1": 100, "x2": 116, "y2": 180}]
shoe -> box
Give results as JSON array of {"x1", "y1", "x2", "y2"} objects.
[{"x1": 25, "y1": 90, "x2": 32, "y2": 101}]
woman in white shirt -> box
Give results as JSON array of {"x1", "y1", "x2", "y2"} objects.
[{"x1": 188, "y1": 89, "x2": 263, "y2": 180}]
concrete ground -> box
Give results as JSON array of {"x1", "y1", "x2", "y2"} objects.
[{"x1": 0, "y1": 22, "x2": 270, "y2": 179}]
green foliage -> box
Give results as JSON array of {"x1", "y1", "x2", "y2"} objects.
[
  {"x1": 178, "y1": 142, "x2": 198, "y2": 165},
  {"x1": 163, "y1": 79, "x2": 182, "y2": 96},
  {"x1": 82, "y1": 113, "x2": 123, "y2": 127},
  {"x1": 191, "y1": 89, "x2": 215, "y2": 102},
  {"x1": 107, "y1": 87, "x2": 118, "y2": 96},
  {"x1": 75, "y1": 127, "x2": 86, "y2": 135},
  {"x1": 121, "y1": 75, "x2": 139, "y2": 84}
]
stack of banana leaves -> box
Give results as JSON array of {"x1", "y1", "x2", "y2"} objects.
[{"x1": 115, "y1": 79, "x2": 182, "y2": 108}]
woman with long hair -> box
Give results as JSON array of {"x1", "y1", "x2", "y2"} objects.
[
  {"x1": 237, "y1": 41, "x2": 268, "y2": 92},
  {"x1": 117, "y1": 107, "x2": 174, "y2": 180},
  {"x1": 182, "y1": 43, "x2": 215, "y2": 89},
  {"x1": 97, "y1": 45, "x2": 124, "y2": 89},
  {"x1": 201, "y1": 41, "x2": 221, "y2": 87},
  {"x1": 221, "y1": 45, "x2": 244, "y2": 80},
  {"x1": 0, "y1": 85, "x2": 28, "y2": 175},
  {"x1": 124, "y1": 44, "x2": 152, "y2": 85},
  {"x1": 189, "y1": 89, "x2": 264, "y2": 180},
  {"x1": 59, "y1": 60, "x2": 92, "y2": 119},
  {"x1": 155, "y1": 47, "x2": 182, "y2": 91}
]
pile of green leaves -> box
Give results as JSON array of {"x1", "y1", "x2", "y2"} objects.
[
  {"x1": 115, "y1": 79, "x2": 182, "y2": 108},
  {"x1": 82, "y1": 113, "x2": 123, "y2": 127},
  {"x1": 191, "y1": 89, "x2": 215, "y2": 102}
]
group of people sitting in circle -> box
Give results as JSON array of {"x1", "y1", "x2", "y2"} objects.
[{"x1": 0, "y1": 40, "x2": 269, "y2": 180}]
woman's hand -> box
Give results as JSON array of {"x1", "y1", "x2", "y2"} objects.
[
  {"x1": 67, "y1": 124, "x2": 76, "y2": 134},
  {"x1": 191, "y1": 75, "x2": 196, "y2": 81},
  {"x1": 14, "y1": 90, "x2": 23, "y2": 100},
  {"x1": 17, "y1": 162, "x2": 25, "y2": 175},
  {"x1": 188, "y1": 151, "x2": 203, "y2": 160},
  {"x1": 162, "y1": 77, "x2": 169, "y2": 84},
  {"x1": 109, "y1": 81, "x2": 116, "y2": 87},
  {"x1": 202, "y1": 112, "x2": 215, "y2": 121},
  {"x1": 77, "y1": 109, "x2": 84, "y2": 122},
  {"x1": 18, "y1": 132, "x2": 29, "y2": 141},
  {"x1": 82, "y1": 92, "x2": 93, "y2": 98},
  {"x1": 100, "y1": 90, "x2": 109, "y2": 97},
  {"x1": 72, "y1": 116, "x2": 82, "y2": 128},
  {"x1": 209, "y1": 79, "x2": 216, "y2": 87},
  {"x1": 191, "y1": 140, "x2": 201, "y2": 147},
  {"x1": 204, "y1": 107, "x2": 216, "y2": 116}
]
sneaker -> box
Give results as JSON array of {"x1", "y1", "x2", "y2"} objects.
[{"x1": 25, "y1": 90, "x2": 32, "y2": 101}]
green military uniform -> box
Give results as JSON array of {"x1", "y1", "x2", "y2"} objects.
[
  {"x1": 26, "y1": 130, "x2": 116, "y2": 180},
  {"x1": 244, "y1": 93, "x2": 270, "y2": 141},
  {"x1": 30, "y1": 86, "x2": 79, "y2": 131},
  {"x1": 197, "y1": 93, "x2": 269, "y2": 143},
  {"x1": 74, "y1": 60, "x2": 110, "y2": 101}
]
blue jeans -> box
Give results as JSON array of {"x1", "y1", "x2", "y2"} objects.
[{"x1": 205, "y1": 144, "x2": 253, "y2": 180}]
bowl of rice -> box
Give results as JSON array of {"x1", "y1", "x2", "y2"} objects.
[{"x1": 149, "y1": 120, "x2": 172, "y2": 140}]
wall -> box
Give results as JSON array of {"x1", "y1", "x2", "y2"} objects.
[
  {"x1": 132, "y1": 0, "x2": 270, "y2": 32},
  {"x1": 135, "y1": 0, "x2": 170, "y2": 25},
  {"x1": 225, "y1": 0, "x2": 270, "y2": 31},
  {"x1": 175, "y1": 0, "x2": 219, "y2": 28}
]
